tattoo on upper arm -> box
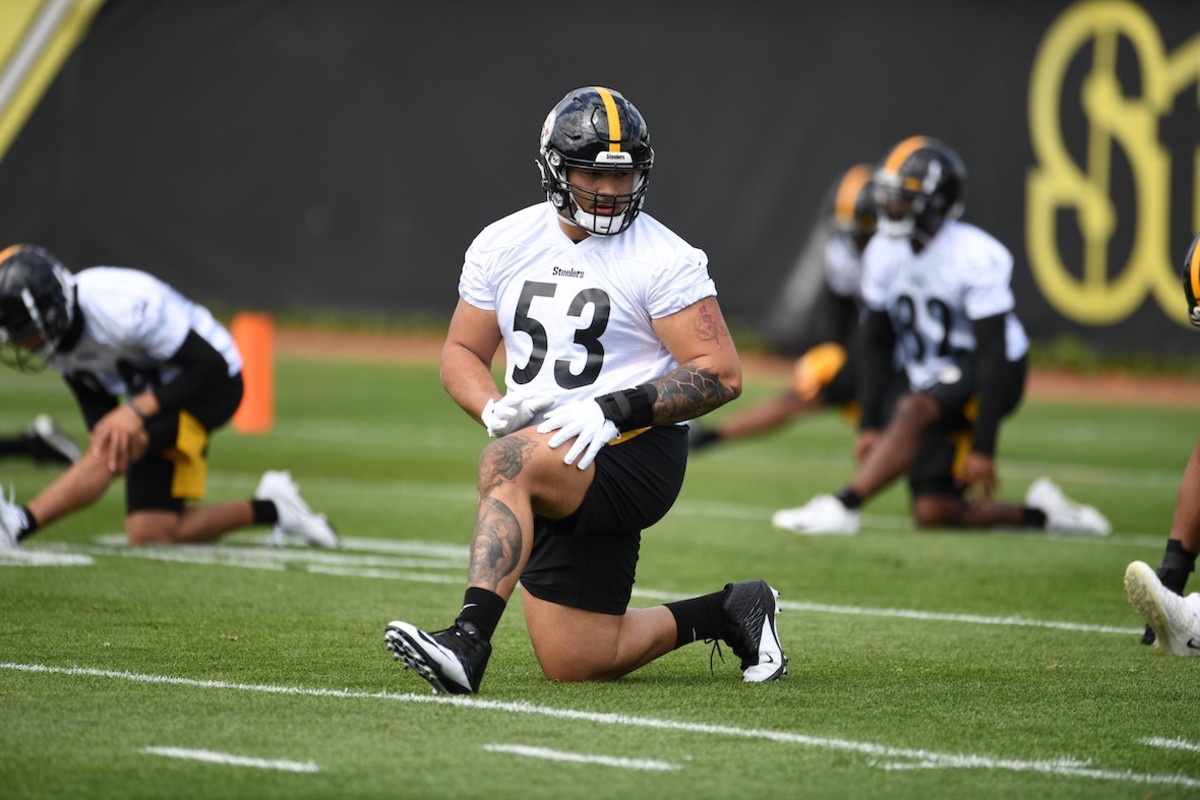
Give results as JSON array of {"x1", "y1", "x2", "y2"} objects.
[
  {"x1": 654, "y1": 362, "x2": 737, "y2": 423},
  {"x1": 695, "y1": 301, "x2": 727, "y2": 349}
]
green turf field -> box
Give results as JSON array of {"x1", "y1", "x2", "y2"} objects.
[{"x1": 2, "y1": 353, "x2": 1198, "y2": 799}]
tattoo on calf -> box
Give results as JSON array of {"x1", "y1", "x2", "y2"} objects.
[
  {"x1": 469, "y1": 497, "x2": 522, "y2": 589},
  {"x1": 470, "y1": 435, "x2": 536, "y2": 589}
]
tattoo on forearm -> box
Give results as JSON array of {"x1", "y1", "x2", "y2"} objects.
[
  {"x1": 653, "y1": 362, "x2": 737, "y2": 423},
  {"x1": 695, "y1": 301, "x2": 727, "y2": 349},
  {"x1": 468, "y1": 497, "x2": 522, "y2": 590}
]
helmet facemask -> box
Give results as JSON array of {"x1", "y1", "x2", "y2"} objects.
[
  {"x1": 536, "y1": 86, "x2": 654, "y2": 237},
  {"x1": 539, "y1": 153, "x2": 650, "y2": 236},
  {"x1": 873, "y1": 137, "x2": 965, "y2": 244},
  {"x1": 0, "y1": 246, "x2": 75, "y2": 373},
  {"x1": 873, "y1": 174, "x2": 926, "y2": 241}
]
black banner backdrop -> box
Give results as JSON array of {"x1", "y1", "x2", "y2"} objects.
[{"x1": 0, "y1": 0, "x2": 1196, "y2": 355}]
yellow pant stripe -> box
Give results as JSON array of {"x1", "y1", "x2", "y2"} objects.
[
  {"x1": 951, "y1": 396, "x2": 980, "y2": 482},
  {"x1": 609, "y1": 426, "x2": 649, "y2": 445},
  {"x1": 165, "y1": 410, "x2": 209, "y2": 500}
]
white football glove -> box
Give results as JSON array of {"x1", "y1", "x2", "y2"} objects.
[
  {"x1": 536, "y1": 398, "x2": 619, "y2": 470},
  {"x1": 481, "y1": 391, "x2": 554, "y2": 438}
]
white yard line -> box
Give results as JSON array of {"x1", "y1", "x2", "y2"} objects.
[
  {"x1": 1139, "y1": 736, "x2": 1200, "y2": 753},
  {"x1": 3, "y1": 662, "x2": 1196, "y2": 790},
  {"x1": 198, "y1": 470, "x2": 1174, "y2": 535},
  {"x1": 0, "y1": 550, "x2": 92, "y2": 566},
  {"x1": 635, "y1": 588, "x2": 1142, "y2": 636},
  {"x1": 774, "y1": 600, "x2": 1141, "y2": 636},
  {"x1": 305, "y1": 565, "x2": 461, "y2": 583},
  {"x1": 18, "y1": 538, "x2": 1145, "y2": 636},
  {"x1": 140, "y1": 746, "x2": 318, "y2": 773},
  {"x1": 482, "y1": 743, "x2": 680, "y2": 772}
]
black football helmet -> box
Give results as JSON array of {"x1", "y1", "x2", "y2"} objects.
[
  {"x1": 1183, "y1": 233, "x2": 1200, "y2": 327},
  {"x1": 536, "y1": 86, "x2": 653, "y2": 236},
  {"x1": 0, "y1": 244, "x2": 76, "y2": 372},
  {"x1": 831, "y1": 162, "x2": 877, "y2": 253},
  {"x1": 873, "y1": 136, "x2": 966, "y2": 242}
]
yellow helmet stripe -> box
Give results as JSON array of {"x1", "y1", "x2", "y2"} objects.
[
  {"x1": 1190, "y1": 236, "x2": 1200, "y2": 302},
  {"x1": 834, "y1": 164, "x2": 872, "y2": 225},
  {"x1": 595, "y1": 86, "x2": 622, "y2": 152},
  {"x1": 0, "y1": 244, "x2": 23, "y2": 263},
  {"x1": 883, "y1": 135, "x2": 931, "y2": 174}
]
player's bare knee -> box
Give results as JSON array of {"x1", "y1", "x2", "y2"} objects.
[
  {"x1": 125, "y1": 528, "x2": 170, "y2": 546},
  {"x1": 539, "y1": 659, "x2": 614, "y2": 683},
  {"x1": 912, "y1": 499, "x2": 962, "y2": 528},
  {"x1": 912, "y1": 510, "x2": 946, "y2": 528},
  {"x1": 895, "y1": 393, "x2": 939, "y2": 423},
  {"x1": 125, "y1": 520, "x2": 177, "y2": 545},
  {"x1": 478, "y1": 434, "x2": 538, "y2": 491}
]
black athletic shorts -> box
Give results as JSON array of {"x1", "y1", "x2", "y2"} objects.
[
  {"x1": 823, "y1": 356, "x2": 857, "y2": 407},
  {"x1": 903, "y1": 357, "x2": 1027, "y2": 497},
  {"x1": 520, "y1": 424, "x2": 688, "y2": 615},
  {"x1": 125, "y1": 372, "x2": 244, "y2": 514}
]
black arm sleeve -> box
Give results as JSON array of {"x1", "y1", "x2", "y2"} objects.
[
  {"x1": 66, "y1": 375, "x2": 119, "y2": 431},
  {"x1": 153, "y1": 330, "x2": 235, "y2": 412},
  {"x1": 814, "y1": 283, "x2": 859, "y2": 346},
  {"x1": 856, "y1": 308, "x2": 896, "y2": 430},
  {"x1": 970, "y1": 313, "x2": 1009, "y2": 456}
]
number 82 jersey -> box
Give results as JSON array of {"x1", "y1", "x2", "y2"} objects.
[{"x1": 860, "y1": 220, "x2": 1029, "y2": 391}]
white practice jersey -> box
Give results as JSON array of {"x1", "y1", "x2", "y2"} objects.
[
  {"x1": 861, "y1": 221, "x2": 1029, "y2": 391},
  {"x1": 823, "y1": 233, "x2": 864, "y2": 302},
  {"x1": 50, "y1": 267, "x2": 242, "y2": 396},
  {"x1": 459, "y1": 203, "x2": 717, "y2": 414}
]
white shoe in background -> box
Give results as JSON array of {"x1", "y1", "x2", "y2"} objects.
[
  {"x1": 255, "y1": 470, "x2": 339, "y2": 548},
  {"x1": 772, "y1": 495, "x2": 860, "y2": 535},
  {"x1": 1025, "y1": 477, "x2": 1111, "y2": 535}
]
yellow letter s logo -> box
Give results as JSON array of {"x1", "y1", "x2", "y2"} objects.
[{"x1": 1028, "y1": 1, "x2": 1200, "y2": 326}]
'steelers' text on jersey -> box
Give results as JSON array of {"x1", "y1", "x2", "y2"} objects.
[{"x1": 458, "y1": 204, "x2": 717, "y2": 413}]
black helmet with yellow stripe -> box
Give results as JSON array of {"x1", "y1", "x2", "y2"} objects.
[
  {"x1": 1183, "y1": 233, "x2": 1200, "y2": 327},
  {"x1": 537, "y1": 86, "x2": 653, "y2": 236},
  {"x1": 831, "y1": 163, "x2": 877, "y2": 253},
  {"x1": 0, "y1": 244, "x2": 75, "y2": 372},
  {"x1": 873, "y1": 136, "x2": 966, "y2": 243}
]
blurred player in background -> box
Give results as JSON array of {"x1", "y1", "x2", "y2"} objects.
[
  {"x1": 0, "y1": 245, "x2": 337, "y2": 550},
  {"x1": 0, "y1": 414, "x2": 81, "y2": 466},
  {"x1": 384, "y1": 85, "x2": 785, "y2": 695},
  {"x1": 771, "y1": 136, "x2": 1110, "y2": 537},
  {"x1": 1124, "y1": 232, "x2": 1200, "y2": 655},
  {"x1": 689, "y1": 163, "x2": 879, "y2": 451}
]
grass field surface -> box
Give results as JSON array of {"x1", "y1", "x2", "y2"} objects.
[{"x1": 2, "y1": 351, "x2": 1199, "y2": 799}]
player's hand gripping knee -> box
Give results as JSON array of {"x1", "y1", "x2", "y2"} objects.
[
  {"x1": 537, "y1": 399, "x2": 619, "y2": 470},
  {"x1": 481, "y1": 391, "x2": 553, "y2": 438}
]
